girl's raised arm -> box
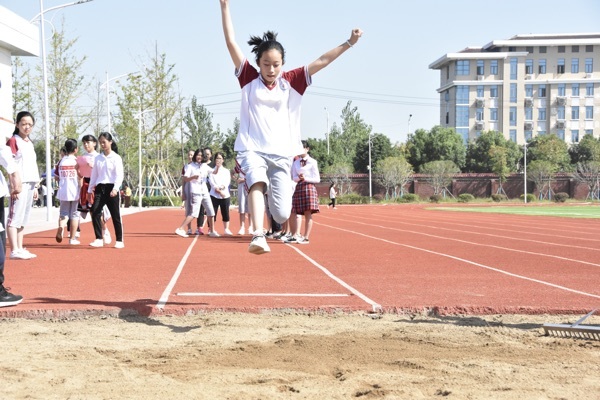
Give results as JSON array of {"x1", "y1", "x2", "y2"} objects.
[
  {"x1": 308, "y1": 28, "x2": 363, "y2": 77},
  {"x1": 219, "y1": 0, "x2": 244, "y2": 68}
]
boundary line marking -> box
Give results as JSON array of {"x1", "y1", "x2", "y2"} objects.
[
  {"x1": 319, "y1": 222, "x2": 600, "y2": 300},
  {"x1": 286, "y1": 244, "x2": 382, "y2": 312},
  {"x1": 156, "y1": 236, "x2": 198, "y2": 310},
  {"x1": 177, "y1": 293, "x2": 350, "y2": 297}
]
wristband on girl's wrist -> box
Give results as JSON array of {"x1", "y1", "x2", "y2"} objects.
[{"x1": 345, "y1": 40, "x2": 353, "y2": 48}]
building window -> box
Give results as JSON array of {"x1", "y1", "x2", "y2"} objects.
[
  {"x1": 456, "y1": 86, "x2": 469, "y2": 104},
  {"x1": 490, "y1": 108, "x2": 498, "y2": 121},
  {"x1": 558, "y1": 46, "x2": 565, "y2": 53},
  {"x1": 586, "y1": 45, "x2": 593, "y2": 52},
  {"x1": 540, "y1": 46, "x2": 547, "y2": 53},
  {"x1": 525, "y1": 107, "x2": 533, "y2": 121},
  {"x1": 538, "y1": 108, "x2": 546, "y2": 121},
  {"x1": 490, "y1": 60, "x2": 498, "y2": 75},
  {"x1": 510, "y1": 58, "x2": 518, "y2": 80},
  {"x1": 572, "y1": 130, "x2": 580, "y2": 142},
  {"x1": 585, "y1": 129, "x2": 593, "y2": 136},
  {"x1": 490, "y1": 85, "x2": 498, "y2": 98},
  {"x1": 456, "y1": 106, "x2": 469, "y2": 126},
  {"x1": 456, "y1": 60, "x2": 470, "y2": 76},
  {"x1": 510, "y1": 83, "x2": 517, "y2": 103},
  {"x1": 538, "y1": 85, "x2": 546, "y2": 98},
  {"x1": 476, "y1": 60, "x2": 484, "y2": 75},
  {"x1": 445, "y1": 111, "x2": 449, "y2": 124},
  {"x1": 476, "y1": 85, "x2": 484, "y2": 98},
  {"x1": 572, "y1": 45, "x2": 579, "y2": 53},
  {"x1": 572, "y1": 106, "x2": 580, "y2": 119},
  {"x1": 557, "y1": 59, "x2": 565, "y2": 74},
  {"x1": 526, "y1": 46, "x2": 534, "y2": 54},
  {"x1": 585, "y1": 58, "x2": 593, "y2": 73},
  {"x1": 538, "y1": 59, "x2": 546, "y2": 74},
  {"x1": 572, "y1": 83, "x2": 580, "y2": 97},
  {"x1": 558, "y1": 83, "x2": 566, "y2": 96},
  {"x1": 510, "y1": 107, "x2": 517, "y2": 126},
  {"x1": 525, "y1": 59, "x2": 533, "y2": 74},
  {"x1": 571, "y1": 58, "x2": 579, "y2": 73},
  {"x1": 508, "y1": 46, "x2": 516, "y2": 52},
  {"x1": 444, "y1": 91, "x2": 450, "y2": 102},
  {"x1": 457, "y1": 128, "x2": 469, "y2": 143},
  {"x1": 585, "y1": 106, "x2": 594, "y2": 119},
  {"x1": 586, "y1": 83, "x2": 594, "y2": 97},
  {"x1": 525, "y1": 130, "x2": 533, "y2": 141},
  {"x1": 476, "y1": 108, "x2": 484, "y2": 121},
  {"x1": 525, "y1": 84, "x2": 533, "y2": 97},
  {"x1": 557, "y1": 130, "x2": 565, "y2": 140},
  {"x1": 510, "y1": 129, "x2": 517, "y2": 142},
  {"x1": 446, "y1": 66, "x2": 450, "y2": 79},
  {"x1": 557, "y1": 106, "x2": 565, "y2": 120}
]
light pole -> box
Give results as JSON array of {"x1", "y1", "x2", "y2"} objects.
[
  {"x1": 32, "y1": 0, "x2": 94, "y2": 221},
  {"x1": 408, "y1": 114, "x2": 412, "y2": 135},
  {"x1": 324, "y1": 107, "x2": 330, "y2": 155},
  {"x1": 135, "y1": 108, "x2": 155, "y2": 209},
  {"x1": 368, "y1": 133, "x2": 372, "y2": 203},
  {"x1": 102, "y1": 71, "x2": 138, "y2": 134},
  {"x1": 523, "y1": 142, "x2": 529, "y2": 203}
]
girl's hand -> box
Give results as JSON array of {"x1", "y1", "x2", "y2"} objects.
[
  {"x1": 110, "y1": 189, "x2": 117, "y2": 197},
  {"x1": 348, "y1": 28, "x2": 363, "y2": 46}
]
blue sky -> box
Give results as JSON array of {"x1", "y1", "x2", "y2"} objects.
[{"x1": 5, "y1": 0, "x2": 600, "y2": 145}]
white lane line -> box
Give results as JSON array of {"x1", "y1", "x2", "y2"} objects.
[
  {"x1": 156, "y1": 236, "x2": 198, "y2": 310},
  {"x1": 319, "y1": 223, "x2": 600, "y2": 300},
  {"x1": 178, "y1": 293, "x2": 350, "y2": 297},
  {"x1": 285, "y1": 244, "x2": 383, "y2": 312}
]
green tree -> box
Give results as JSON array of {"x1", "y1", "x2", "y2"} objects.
[
  {"x1": 12, "y1": 56, "x2": 35, "y2": 114},
  {"x1": 323, "y1": 162, "x2": 353, "y2": 195},
  {"x1": 527, "y1": 134, "x2": 571, "y2": 172},
  {"x1": 354, "y1": 133, "x2": 393, "y2": 173},
  {"x1": 339, "y1": 101, "x2": 372, "y2": 168},
  {"x1": 527, "y1": 160, "x2": 555, "y2": 200},
  {"x1": 376, "y1": 156, "x2": 413, "y2": 198},
  {"x1": 405, "y1": 126, "x2": 466, "y2": 172},
  {"x1": 489, "y1": 145, "x2": 510, "y2": 195},
  {"x1": 465, "y1": 130, "x2": 521, "y2": 173},
  {"x1": 183, "y1": 95, "x2": 224, "y2": 151},
  {"x1": 572, "y1": 161, "x2": 600, "y2": 200},
  {"x1": 569, "y1": 133, "x2": 600, "y2": 164},
  {"x1": 420, "y1": 160, "x2": 460, "y2": 196}
]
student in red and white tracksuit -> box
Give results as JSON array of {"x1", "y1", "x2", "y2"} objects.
[{"x1": 219, "y1": 0, "x2": 363, "y2": 254}]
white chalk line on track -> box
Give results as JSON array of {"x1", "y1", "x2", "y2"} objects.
[
  {"x1": 156, "y1": 235, "x2": 199, "y2": 310},
  {"x1": 156, "y1": 232, "x2": 379, "y2": 312},
  {"x1": 317, "y1": 221, "x2": 600, "y2": 300}
]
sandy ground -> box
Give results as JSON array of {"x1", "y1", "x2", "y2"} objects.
[{"x1": 2, "y1": 311, "x2": 599, "y2": 399}]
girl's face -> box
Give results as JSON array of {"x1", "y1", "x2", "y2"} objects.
[
  {"x1": 194, "y1": 153, "x2": 203, "y2": 163},
  {"x1": 188, "y1": 150, "x2": 195, "y2": 161},
  {"x1": 99, "y1": 137, "x2": 111, "y2": 153},
  {"x1": 203, "y1": 150, "x2": 212, "y2": 162},
  {"x1": 214, "y1": 154, "x2": 224, "y2": 166},
  {"x1": 17, "y1": 116, "x2": 34, "y2": 137},
  {"x1": 83, "y1": 140, "x2": 97, "y2": 153},
  {"x1": 258, "y1": 49, "x2": 283, "y2": 86}
]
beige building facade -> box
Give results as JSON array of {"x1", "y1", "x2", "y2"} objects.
[{"x1": 429, "y1": 33, "x2": 600, "y2": 145}]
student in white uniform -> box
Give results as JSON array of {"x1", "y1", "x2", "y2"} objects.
[{"x1": 55, "y1": 138, "x2": 81, "y2": 245}]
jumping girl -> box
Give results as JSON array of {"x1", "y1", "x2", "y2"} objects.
[{"x1": 219, "y1": 0, "x2": 362, "y2": 254}]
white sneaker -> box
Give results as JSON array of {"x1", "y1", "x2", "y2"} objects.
[
  {"x1": 69, "y1": 239, "x2": 80, "y2": 245},
  {"x1": 114, "y1": 241, "x2": 125, "y2": 249},
  {"x1": 248, "y1": 235, "x2": 270, "y2": 255},
  {"x1": 175, "y1": 228, "x2": 189, "y2": 238},
  {"x1": 208, "y1": 231, "x2": 220, "y2": 238},
  {"x1": 21, "y1": 249, "x2": 37, "y2": 258},
  {"x1": 103, "y1": 230, "x2": 112, "y2": 245},
  {"x1": 75, "y1": 231, "x2": 81, "y2": 238},
  {"x1": 9, "y1": 250, "x2": 34, "y2": 260},
  {"x1": 224, "y1": 229, "x2": 233, "y2": 236},
  {"x1": 89, "y1": 239, "x2": 104, "y2": 247},
  {"x1": 238, "y1": 227, "x2": 245, "y2": 235}
]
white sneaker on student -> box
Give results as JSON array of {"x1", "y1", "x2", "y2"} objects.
[
  {"x1": 114, "y1": 241, "x2": 125, "y2": 249},
  {"x1": 175, "y1": 228, "x2": 189, "y2": 238},
  {"x1": 248, "y1": 234, "x2": 270, "y2": 255},
  {"x1": 103, "y1": 230, "x2": 112, "y2": 245},
  {"x1": 89, "y1": 239, "x2": 104, "y2": 247}
]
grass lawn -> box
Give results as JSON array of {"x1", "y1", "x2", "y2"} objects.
[{"x1": 430, "y1": 204, "x2": 600, "y2": 219}]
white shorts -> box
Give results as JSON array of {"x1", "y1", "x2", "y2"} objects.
[
  {"x1": 236, "y1": 151, "x2": 292, "y2": 224},
  {"x1": 190, "y1": 192, "x2": 214, "y2": 218},
  {"x1": 59, "y1": 200, "x2": 81, "y2": 220},
  {"x1": 8, "y1": 182, "x2": 35, "y2": 228}
]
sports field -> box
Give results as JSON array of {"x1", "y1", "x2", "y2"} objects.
[
  {"x1": 434, "y1": 204, "x2": 600, "y2": 218},
  {"x1": 2, "y1": 204, "x2": 598, "y2": 398}
]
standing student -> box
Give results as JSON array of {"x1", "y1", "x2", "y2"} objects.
[
  {"x1": 219, "y1": 0, "x2": 362, "y2": 254},
  {"x1": 6, "y1": 111, "x2": 39, "y2": 260},
  {"x1": 55, "y1": 139, "x2": 81, "y2": 245},
  {"x1": 175, "y1": 149, "x2": 217, "y2": 238},
  {"x1": 195, "y1": 147, "x2": 213, "y2": 235},
  {"x1": 209, "y1": 152, "x2": 233, "y2": 235},
  {"x1": 87, "y1": 132, "x2": 125, "y2": 248},
  {"x1": 181, "y1": 149, "x2": 195, "y2": 234},
  {"x1": 286, "y1": 140, "x2": 320, "y2": 244},
  {"x1": 328, "y1": 182, "x2": 337, "y2": 209},
  {"x1": 0, "y1": 140, "x2": 23, "y2": 307},
  {"x1": 233, "y1": 163, "x2": 251, "y2": 235}
]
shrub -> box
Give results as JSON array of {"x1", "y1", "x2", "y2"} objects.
[
  {"x1": 338, "y1": 193, "x2": 369, "y2": 204},
  {"x1": 554, "y1": 192, "x2": 569, "y2": 203},
  {"x1": 396, "y1": 193, "x2": 419, "y2": 203},
  {"x1": 520, "y1": 194, "x2": 536, "y2": 203},
  {"x1": 491, "y1": 194, "x2": 508, "y2": 202},
  {"x1": 131, "y1": 196, "x2": 180, "y2": 207},
  {"x1": 457, "y1": 193, "x2": 475, "y2": 203},
  {"x1": 430, "y1": 194, "x2": 443, "y2": 203}
]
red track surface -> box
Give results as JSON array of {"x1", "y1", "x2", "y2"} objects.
[{"x1": 2, "y1": 204, "x2": 599, "y2": 318}]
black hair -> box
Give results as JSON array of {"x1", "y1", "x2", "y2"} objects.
[
  {"x1": 81, "y1": 134, "x2": 98, "y2": 151},
  {"x1": 301, "y1": 140, "x2": 309, "y2": 149},
  {"x1": 193, "y1": 148, "x2": 203, "y2": 163},
  {"x1": 64, "y1": 138, "x2": 78, "y2": 154},
  {"x1": 214, "y1": 151, "x2": 225, "y2": 161},
  {"x1": 13, "y1": 111, "x2": 35, "y2": 136},
  {"x1": 248, "y1": 31, "x2": 285, "y2": 65},
  {"x1": 99, "y1": 132, "x2": 118, "y2": 154}
]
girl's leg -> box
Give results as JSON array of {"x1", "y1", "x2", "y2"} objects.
[
  {"x1": 248, "y1": 183, "x2": 266, "y2": 235},
  {"x1": 105, "y1": 193, "x2": 123, "y2": 242},
  {"x1": 303, "y1": 211, "x2": 314, "y2": 240}
]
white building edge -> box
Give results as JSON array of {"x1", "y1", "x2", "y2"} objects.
[
  {"x1": 0, "y1": 6, "x2": 38, "y2": 139},
  {"x1": 430, "y1": 33, "x2": 600, "y2": 145}
]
